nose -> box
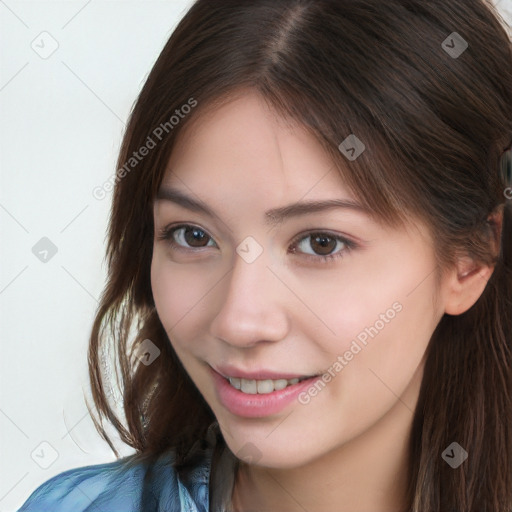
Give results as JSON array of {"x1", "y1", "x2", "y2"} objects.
[{"x1": 209, "y1": 246, "x2": 290, "y2": 348}]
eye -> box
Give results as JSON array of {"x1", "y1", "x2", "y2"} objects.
[
  {"x1": 289, "y1": 231, "x2": 356, "y2": 263},
  {"x1": 157, "y1": 224, "x2": 356, "y2": 263},
  {"x1": 157, "y1": 224, "x2": 217, "y2": 251}
]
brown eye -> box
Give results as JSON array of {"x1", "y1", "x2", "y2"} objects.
[
  {"x1": 309, "y1": 234, "x2": 338, "y2": 256},
  {"x1": 159, "y1": 224, "x2": 217, "y2": 249},
  {"x1": 289, "y1": 231, "x2": 355, "y2": 264},
  {"x1": 158, "y1": 224, "x2": 355, "y2": 264},
  {"x1": 294, "y1": 232, "x2": 345, "y2": 257},
  {"x1": 182, "y1": 226, "x2": 211, "y2": 247}
]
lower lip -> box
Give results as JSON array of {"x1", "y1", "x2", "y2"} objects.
[{"x1": 209, "y1": 366, "x2": 322, "y2": 418}]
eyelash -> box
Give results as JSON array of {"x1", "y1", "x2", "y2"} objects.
[{"x1": 156, "y1": 223, "x2": 357, "y2": 264}]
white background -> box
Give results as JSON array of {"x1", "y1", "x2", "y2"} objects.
[
  {"x1": 1, "y1": 1, "x2": 511, "y2": 511},
  {"x1": 0, "y1": 2, "x2": 195, "y2": 511}
]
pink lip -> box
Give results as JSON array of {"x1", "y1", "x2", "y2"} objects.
[
  {"x1": 212, "y1": 363, "x2": 317, "y2": 381},
  {"x1": 209, "y1": 365, "x2": 322, "y2": 418}
]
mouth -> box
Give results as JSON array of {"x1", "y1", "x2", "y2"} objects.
[
  {"x1": 209, "y1": 365, "x2": 324, "y2": 418},
  {"x1": 211, "y1": 365, "x2": 321, "y2": 395}
]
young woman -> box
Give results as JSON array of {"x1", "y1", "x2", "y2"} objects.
[{"x1": 18, "y1": 0, "x2": 512, "y2": 511}]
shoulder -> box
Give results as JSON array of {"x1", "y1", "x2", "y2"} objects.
[
  {"x1": 17, "y1": 445, "x2": 214, "y2": 512},
  {"x1": 17, "y1": 456, "x2": 159, "y2": 512}
]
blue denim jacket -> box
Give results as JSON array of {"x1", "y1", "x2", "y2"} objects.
[{"x1": 17, "y1": 422, "x2": 238, "y2": 512}]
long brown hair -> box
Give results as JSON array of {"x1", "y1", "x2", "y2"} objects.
[{"x1": 86, "y1": 1, "x2": 512, "y2": 509}]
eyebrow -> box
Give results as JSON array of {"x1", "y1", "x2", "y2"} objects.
[{"x1": 155, "y1": 185, "x2": 370, "y2": 227}]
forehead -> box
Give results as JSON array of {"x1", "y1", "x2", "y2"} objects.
[{"x1": 161, "y1": 91, "x2": 354, "y2": 202}]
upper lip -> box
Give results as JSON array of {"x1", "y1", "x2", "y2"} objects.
[{"x1": 211, "y1": 363, "x2": 319, "y2": 381}]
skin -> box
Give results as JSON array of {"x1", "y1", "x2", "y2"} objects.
[{"x1": 150, "y1": 90, "x2": 498, "y2": 512}]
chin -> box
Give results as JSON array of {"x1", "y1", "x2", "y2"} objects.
[{"x1": 223, "y1": 433, "x2": 322, "y2": 470}]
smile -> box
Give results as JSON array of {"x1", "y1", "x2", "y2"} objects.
[{"x1": 209, "y1": 366, "x2": 323, "y2": 418}]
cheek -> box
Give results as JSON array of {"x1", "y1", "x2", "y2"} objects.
[
  {"x1": 323, "y1": 242, "x2": 439, "y2": 337},
  {"x1": 326, "y1": 251, "x2": 438, "y2": 403},
  {"x1": 299, "y1": 243, "x2": 439, "y2": 380},
  {"x1": 150, "y1": 249, "x2": 222, "y2": 359},
  {"x1": 151, "y1": 250, "x2": 207, "y2": 321},
  {"x1": 289, "y1": 251, "x2": 414, "y2": 348}
]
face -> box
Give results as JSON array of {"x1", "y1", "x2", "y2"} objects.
[{"x1": 151, "y1": 91, "x2": 446, "y2": 469}]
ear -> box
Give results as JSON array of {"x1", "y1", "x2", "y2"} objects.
[
  {"x1": 443, "y1": 206, "x2": 503, "y2": 316},
  {"x1": 443, "y1": 258, "x2": 494, "y2": 315}
]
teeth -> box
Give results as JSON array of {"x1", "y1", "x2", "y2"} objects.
[
  {"x1": 241, "y1": 379, "x2": 257, "y2": 394},
  {"x1": 228, "y1": 376, "x2": 305, "y2": 394},
  {"x1": 229, "y1": 377, "x2": 242, "y2": 390}
]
